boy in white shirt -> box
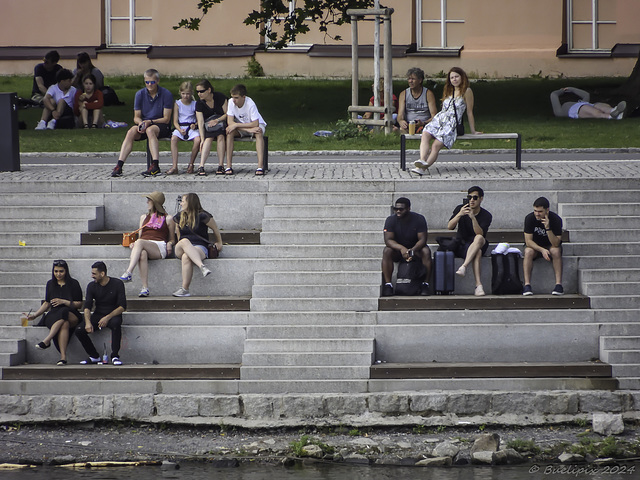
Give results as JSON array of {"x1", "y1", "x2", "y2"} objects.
[
  {"x1": 35, "y1": 69, "x2": 77, "y2": 130},
  {"x1": 225, "y1": 84, "x2": 267, "y2": 175}
]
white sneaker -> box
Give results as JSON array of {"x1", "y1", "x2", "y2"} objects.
[
  {"x1": 172, "y1": 287, "x2": 191, "y2": 297},
  {"x1": 410, "y1": 167, "x2": 425, "y2": 176},
  {"x1": 474, "y1": 285, "x2": 486, "y2": 296},
  {"x1": 46, "y1": 119, "x2": 56, "y2": 130},
  {"x1": 201, "y1": 265, "x2": 212, "y2": 277},
  {"x1": 35, "y1": 120, "x2": 46, "y2": 130},
  {"x1": 610, "y1": 101, "x2": 626, "y2": 118},
  {"x1": 413, "y1": 159, "x2": 429, "y2": 169},
  {"x1": 456, "y1": 265, "x2": 466, "y2": 277}
]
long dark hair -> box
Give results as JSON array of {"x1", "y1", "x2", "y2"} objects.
[
  {"x1": 178, "y1": 193, "x2": 207, "y2": 229},
  {"x1": 442, "y1": 67, "x2": 470, "y2": 101},
  {"x1": 76, "y1": 52, "x2": 95, "y2": 71},
  {"x1": 51, "y1": 259, "x2": 72, "y2": 283}
]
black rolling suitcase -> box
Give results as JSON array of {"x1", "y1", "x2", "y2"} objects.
[
  {"x1": 433, "y1": 250, "x2": 455, "y2": 294},
  {"x1": 491, "y1": 252, "x2": 523, "y2": 294}
]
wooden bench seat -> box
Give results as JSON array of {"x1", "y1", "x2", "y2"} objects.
[
  {"x1": 81, "y1": 230, "x2": 260, "y2": 245},
  {"x1": 146, "y1": 136, "x2": 269, "y2": 171},
  {"x1": 378, "y1": 294, "x2": 590, "y2": 311},
  {"x1": 428, "y1": 229, "x2": 569, "y2": 244},
  {"x1": 127, "y1": 296, "x2": 251, "y2": 311},
  {"x1": 400, "y1": 133, "x2": 522, "y2": 170}
]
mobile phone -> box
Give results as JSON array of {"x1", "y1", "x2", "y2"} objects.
[{"x1": 462, "y1": 197, "x2": 469, "y2": 205}]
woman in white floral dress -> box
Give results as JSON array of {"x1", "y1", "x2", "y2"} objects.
[{"x1": 411, "y1": 67, "x2": 479, "y2": 175}]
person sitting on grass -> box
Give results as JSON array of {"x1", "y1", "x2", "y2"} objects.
[
  {"x1": 34, "y1": 69, "x2": 77, "y2": 130},
  {"x1": 225, "y1": 84, "x2": 267, "y2": 176},
  {"x1": 110, "y1": 68, "x2": 173, "y2": 178},
  {"x1": 167, "y1": 81, "x2": 201, "y2": 175},
  {"x1": 73, "y1": 74, "x2": 104, "y2": 128},
  {"x1": 31, "y1": 50, "x2": 62, "y2": 104},
  {"x1": 71, "y1": 51, "x2": 104, "y2": 90}
]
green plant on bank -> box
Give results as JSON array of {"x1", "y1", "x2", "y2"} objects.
[
  {"x1": 332, "y1": 119, "x2": 370, "y2": 140},
  {"x1": 245, "y1": 56, "x2": 265, "y2": 77},
  {"x1": 569, "y1": 436, "x2": 630, "y2": 458},
  {"x1": 506, "y1": 439, "x2": 542, "y2": 455},
  {"x1": 478, "y1": 424, "x2": 486, "y2": 432},
  {"x1": 412, "y1": 425, "x2": 426, "y2": 434},
  {"x1": 289, "y1": 435, "x2": 335, "y2": 457},
  {"x1": 573, "y1": 417, "x2": 588, "y2": 428},
  {"x1": 8, "y1": 75, "x2": 639, "y2": 153},
  {"x1": 348, "y1": 428, "x2": 362, "y2": 436}
]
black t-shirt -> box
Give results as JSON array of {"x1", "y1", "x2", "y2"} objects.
[
  {"x1": 32, "y1": 63, "x2": 62, "y2": 96},
  {"x1": 524, "y1": 211, "x2": 563, "y2": 248},
  {"x1": 174, "y1": 211, "x2": 212, "y2": 246},
  {"x1": 84, "y1": 277, "x2": 127, "y2": 317},
  {"x1": 383, "y1": 211, "x2": 428, "y2": 248},
  {"x1": 195, "y1": 91, "x2": 228, "y2": 118},
  {"x1": 450, "y1": 205, "x2": 492, "y2": 242},
  {"x1": 45, "y1": 278, "x2": 83, "y2": 311}
]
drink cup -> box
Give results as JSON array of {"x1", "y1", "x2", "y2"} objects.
[
  {"x1": 21, "y1": 315, "x2": 29, "y2": 327},
  {"x1": 408, "y1": 121, "x2": 416, "y2": 135}
]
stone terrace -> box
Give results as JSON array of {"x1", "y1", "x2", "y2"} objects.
[{"x1": 0, "y1": 153, "x2": 639, "y2": 425}]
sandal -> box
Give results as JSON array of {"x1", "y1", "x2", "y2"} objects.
[
  {"x1": 165, "y1": 167, "x2": 178, "y2": 175},
  {"x1": 83, "y1": 124, "x2": 90, "y2": 129},
  {"x1": 255, "y1": 168, "x2": 265, "y2": 176},
  {"x1": 57, "y1": 359, "x2": 67, "y2": 366},
  {"x1": 225, "y1": 167, "x2": 234, "y2": 175},
  {"x1": 186, "y1": 163, "x2": 195, "y2": 174},
  {"x1": 197, "y1": 166, "x2": 207, "y2": 176},
  {"x1": 215, "y1": 165, "x2": 225, "y2": 175},
  {"x1": 91, "y1": 124, "x2": 98, "y2": 129}
]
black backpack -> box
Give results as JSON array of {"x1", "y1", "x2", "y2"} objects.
[
  {"x1": 395, "y1": 260, "x2": 426, "y2": 296},
  {"x1": 491, "y1": 253, "x2": 523, "y2": 294}
]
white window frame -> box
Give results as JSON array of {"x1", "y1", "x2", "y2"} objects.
[
  {"x1": 105, "y1": 0, "x2": 152, "y2": 48},
  {"x1": 265, "y1": 1, "x2": 312, "y2": 50},
  {"x1": 566, "y1": 0, "x2": 616, "y2": 53},
  {"x1": 416, "y1": 0, "x2": 464, "y2": 52}
]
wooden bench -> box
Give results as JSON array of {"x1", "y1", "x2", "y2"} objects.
[
  {"x1": 400, "y1": 133, "x2": 522, "y2": 170},
  {"x1": 146, "y1": 136, "x2": 269, "y2": 171},
  {"x1": 81, "y1": 230, "x2": 260, "y2": 245}
]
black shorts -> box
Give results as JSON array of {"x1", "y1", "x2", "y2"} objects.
[
  {"x1": 454, "y1": 239, "x2": 489, "y2": 259},
  {"x1": 136, "y1": 123, "x2": 172, "y2": 141}
]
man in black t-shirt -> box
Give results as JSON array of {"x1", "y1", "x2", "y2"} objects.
[
  {"x1": 76, "y1": 261, "x2": 127, "y2": 365},
  {"x1": 523, "y1": 196, "x2": 564, "y2": 296},
  {"x1": 31, "y1": 50, "x2": 62, "y2": 103},
  {"x1": 448, "y1": 186, "x2": 492, "y2": 296},
  {"x1": 381, "y1": 197, "x2": 432, "y2": 296}
]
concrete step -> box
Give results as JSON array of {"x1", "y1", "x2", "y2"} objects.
[
  {"x1": 600, "y1": 336, "x2": 640, "y2": 350},
  {"x1": 240, "y1": 365, "x2": 370, "y2": 380},
  {"x1": 564, "y1": 216, "x2": 640, "y2": 230},
  {"x1": 237, "y1": 380, "x2": 369, "y2": 394},
  {"x1": 589, "y1": 295, "x2": 640, "y2": 310},
  {"x1": 247, "y1": 311, "x2": 376, "y2": 326},
  {"x1": 263, "y1": 205, "x2": 390, "y2": 218},
  {"x1": 569, "y1": 229, "x2": 640, "y2": 243},
  {"x1": 0, "y1": 232, "x2": 82, "y2": 246},
  {"x1": 262, "y1": 218, "x2": 380, "y2": 232},
  {"x1": 559, "y1": 202, "x2": 640, "y2": 216},
  {"x1": 610, "y1": 364, "x2": 640, "y2": 377},
  {"x1": 581, "y1": 282, "x2": 640, "y2": 296},
  {"x1": 0, "y1": 272, "x2": 49, "y2": 285},
  {"x1": 251, "y1": 284, "x2": 379, "y2": 298},
  {"x1": 253, "y1": 271, "x2": 381, "y2": 286},
  {"x1": 0, "y1": 219, "x2": 95, "y2": 232},
  {"x1": 368, "y1": 377, "x2": 618, "y2": 392},
  {"x1": 0, "y1": 326, "x2": 26, "y2": 338},
  {"x1": 579, "y1": 269, "x2": 640, "y2": 283},
  {"x1": 260, "y1": 231, "x2": 382, "y2": 245},
  {"x1": 617, "y1": 378, "x2": 640, "y2": 389},
  {"x1": 246, "y1": 325, "x2": 375, "y2": 339},
  {"x1": 600, "y1": 350, "x2": 640, "y2": 364},
  {"x1": 266, "y1": 192, "x2": 393, "y2": 205},
  {"x1": 578, "y1": 256, "x2": 640, "y2": 269},
  {"x1": 250, "y1": 297, "x2": 379, "y2": 312},
  {"x1": 0, "y1": 340, "x2": 25, "y2": 366},
  {"x1": 0, "y1": 193, "x2": 105, "y2": 206},
  {"x1": 376, "y1": 309, "x2": 595, "y2": 325},
  {"x1": 0, "y1": 206, "x2": 103, "y2": 220},
  {"x1": 598, "y1": 322, "x2": 640, "y2": 336},
  {"x1": 241, "y1": 352, "x2": 374, "y2": 366},
  {"x1": 594, "y1": 309, "x2": 640, "y2": 323},
  {"x1": 243, "y1": 339, "x2": 375, "y2": 353},
  {"x1": 557, "y1": 190, "x2": 634, "y2": 204},
  {"x1": 564, "y1": 242, "x2": 640, "y2": 256},
  {"x1": 0, "y1": 379, "x2": 240, "y2": 395}
]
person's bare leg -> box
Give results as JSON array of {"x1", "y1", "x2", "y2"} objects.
[
  {"x1": 381, "y1": 248, "x2": 396, "y2": 284},
  {"x1": 170, "y1": 135, "x2": 180, "y2": 169},
  {"x1": 523, "y1": 247, "x2": 535, "y2": 285},
  {"x1": 118, "y1": 126, "x2": 140, "y2": 162},
  {"x1": 577, "y1": 104, "x2": 611, "y2": 119},
  {"x1": 472, "y1": 248, "x2": 483, "y2": 287},
  {"x1": 226, "y1": 133, "x2": 236, "y2": 169},
  {"x1": 419, "y1": 132, "x2": 433, "y2": 163},
  {"x1": 254, "y1": 130, "x2": 264, "y2": 169},
  {"x1": 57, "y1": 322, "x2": 70, "y2": 361},
  {"x1": 216, "y1": 135, "x2": 226, "y2": 168},
  {"x1": 550, "y1": 246, "x2": 563, "y2": 285},
  {"x1": 425, "y1": 139, "x2": 445, "y2": 167},
  {"x1": 199, "y1": 138, "x2": 212, "y2": 168},
  {"x1": 190, "y1": 137, "x2": 201, "y2": 165},
  {"x1": 146, "y1": 125, "x2": 161, "y2": 159},
  {"x1": 42, "y1": 319, "x2": 65, "y2": 345}
]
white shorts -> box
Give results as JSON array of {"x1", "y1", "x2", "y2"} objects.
[
  {"x1": 149, "y1": 240, "x2": 167, "y2": 259},
  {"x1": 172, "y1": 128, "x2": 200, "y2": 141},
  {"x1": 568, "y1": 101, "x2": 592, "y2": 119}
]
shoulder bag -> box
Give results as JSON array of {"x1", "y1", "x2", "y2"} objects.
[
  {"x1": 205, "y1": 114, "x2": 227, "y2": 135},
  {"x1": 452, "y1": 98, "x2": 464, "y2": 136},
  {"x1": 122, "y1": 220, "x2": 150, "y2": 247}
]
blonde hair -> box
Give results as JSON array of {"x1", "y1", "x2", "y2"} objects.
[
  {"x1": 179, "y1": 81, "x2": 194, "y2": 102},
  {"x1": 178, "y1": 193, "x2": 204, "y2": 230},
  {"x1": 442, "y1": 67, "x2": 469, "y2": 102}
]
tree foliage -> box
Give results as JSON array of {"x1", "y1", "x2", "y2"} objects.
[{"x1": 174, "y1": 0, "x2": 377, "y2": 49}]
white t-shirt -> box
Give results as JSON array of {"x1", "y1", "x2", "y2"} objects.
[
  {"x1": 46, "y1": 84, "x2": 77, "y2": 108},
  {"x1": 227, "y1": 96, "x2": 266, "y2": 127}
]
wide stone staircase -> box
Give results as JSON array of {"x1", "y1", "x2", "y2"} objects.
[{"x1": 0, "y1": 177, "x2": 638, "y2": 395}]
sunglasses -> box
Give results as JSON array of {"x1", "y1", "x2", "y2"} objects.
[
  {"x1": 53, "y1": 260, "x2": 67, "y2": 266},
  {"x1": 467, "y1": 195, "x2": 480, "y2": 200},
  {"x1": 145, "y1": 80, "x2": 157, "y2": 85},
  {"x1": 393, "y1": 207, "x2": 406, "y2": 212},
  {"x1": 196, "y1": 89, "x2": 207, "y2": 94}
]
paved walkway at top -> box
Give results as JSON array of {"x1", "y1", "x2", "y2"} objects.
[{"x1": 2, "y1": 150, "x2": 640, "y2": 182}]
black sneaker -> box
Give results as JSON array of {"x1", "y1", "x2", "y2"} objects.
[
  {"x1": 522, "y1": 284, "x2": 533, "y2": 296},
  {"x1": 381, "y1": 284, "x2": 394, "y2": 297},
  {"x1": 420, "y1": 282, "x2": 430, "y2": 296},
  {"x1": 141, "y1": 165, "x2": 161, "y2": 176},
  {"x1": 552, "y1": 284, "x2": 564, "y2": 296},
  {"x1": 111, "y1": 166, "x2": 123, "y2": 177}
]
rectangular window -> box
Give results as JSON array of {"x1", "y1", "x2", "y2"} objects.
[
  {"x1": 566, "y1": 0, "x2": 616, "y2": 52},
  {"x1": 416, "y1": 0, "x2": 464, "y2": 52},
  {"x1": 105, "y1": 0, "x2": 153, "y2": 47},
  {"x1": 265, "y1": 1, "x2": 312, "y2": 49}
]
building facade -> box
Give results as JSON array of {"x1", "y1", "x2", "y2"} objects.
[{"x1": 1, "y1": 0, "x2": 639, "y2": 79}]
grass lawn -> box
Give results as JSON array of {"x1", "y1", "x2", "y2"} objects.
[{"x1": 6, "y1": 75, "x2": 639, "y2": 153}]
